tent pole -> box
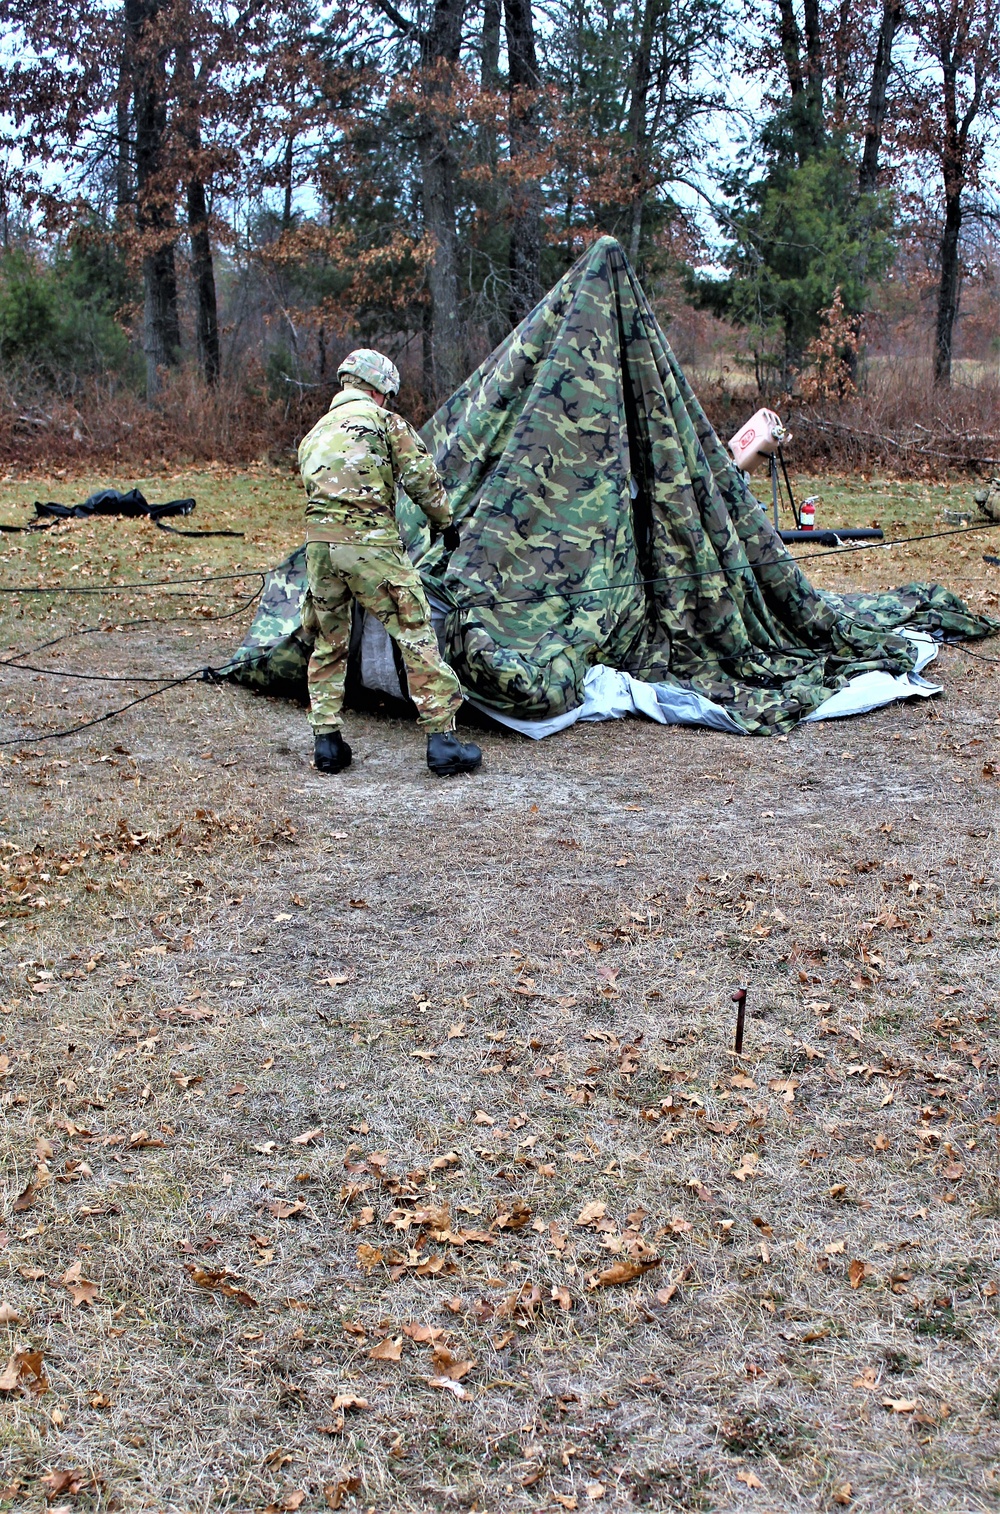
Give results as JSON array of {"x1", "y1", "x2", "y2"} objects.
[{"x1": 778, "y1": 445, "x2": 801, "y2": 528}]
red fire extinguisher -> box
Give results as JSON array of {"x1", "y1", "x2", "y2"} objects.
[{"x1": 800, "y1": 496, "x2": 818, "y2": 530}]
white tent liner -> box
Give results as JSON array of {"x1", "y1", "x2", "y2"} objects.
[
  {"x1": 465, "y1": 634, "x2": 940, "y2": 739},
  {"x1": 358, "y1": 604, "x2": 941, "y2": 740}
]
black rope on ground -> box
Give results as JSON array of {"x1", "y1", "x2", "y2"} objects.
[
  {"x1": 952, "y1": 643, "x2": 1000, "y2": 667},
  {"x1": 0, "y1": 648, "x2": 269, "y2": 748},
  {"x1": 0, "y1": 668, "x2": 210, "y2": 746},
  {"x1": 2, "y1": 520, "x2": 998, "y2": 746},
  {"x1": 0, "y1": 583, "x2": 268, "y2": 742},
  {"x1": 0, "y1": 520, "x2": 998, "y2": 606},
  {"x1": 2, "y1": 663, "x2": 194, "y2": 683},
  {"x1": 0, "y1": 582, "x2": 264, "y2": 670}
]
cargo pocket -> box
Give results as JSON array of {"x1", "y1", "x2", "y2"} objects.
[
  {"x1": 386, "y1": 580, "x2": 432, "y2": 642},
  {"x1": 300, "y1": 589, "x2": 319, "y2": 641}
]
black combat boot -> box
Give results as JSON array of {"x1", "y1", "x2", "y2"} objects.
[
  {"x1": 427, "y1": 731, "x2": 482, "y2": 777},
  {"x1": 314, "y1": 731, "x2": 352, "y2": 773}
]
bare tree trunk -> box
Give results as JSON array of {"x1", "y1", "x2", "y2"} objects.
[
  {"x1": 922, "y1": 2, "x2": 998, "y2": 387},
  {"x1": 372, "y1": 0, "x2": 466, "y2": 398},
  {"x1": 281, "y1": 85, "x2": 296, "y2": 230},
  {"x1": 777, "y1": 0, "x2": 823, "y2": 161},
  {"x1": 0, "y1": 170, "x2": 9, "y2": 249},
  {"x1": 421, "y1": 295, "x2": 434, "y2": 406},
  {"x1": 932, "y1": 40, "x2": 965, "y2": 389},
  {"x1": 115, "y1": 21, "x2": 132, "y2": 214},
  {"x1": 853, "y1": 0, "x2": 902, "y2": 320},
  {"x1": 282, "y1": 130, "x2": 295, "y2": 228},
  {"x1": 419, "y1": 0, "x2": 466, "y2": 403},
  {"x1": 187, "y1": 174, "x2": 220, "y2": 384},
  {"x1": 833, "y1": 0, "x2": 851, "y2": 104},
  {"x1": 802, "y1": 0, "x2": 825, "y2": 150},
  {"x1": 420, "y1": 136, "x2": 462, "y2": 399},
  {"x1": 627, "y1": 0, "x2": 658, "y2": 264},
  {"x1": 482, "y1": 0, "x2": 501, "y2": 84},
  {"x1": 176, "y1": 37, "x2": 220, "y2": 386},
  {"x1": 777, "y1": 0, "x2": 804, "y2": 98},
  {"x1": 480, "y1": 0, "x2": 509, "y2": 346},
  {"x1": 141, "y1": 240, "x2": 181, "y2": 393},
  {"x1": 934, "y1": 184, "x2": 962, "y2": 387},
  {"x1": 859, "y1": 0, "x2": 902, "y2": 194},
  {"x1": 126, "y1": 0, "x2": 180, "y2": 398},
  {"x1": 504, "y1": 0, "x2": 542, "y2": 324}
]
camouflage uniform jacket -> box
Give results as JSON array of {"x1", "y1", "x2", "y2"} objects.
[{"x1": 299, "y1": 385, "x2": 452, "y2": 545}]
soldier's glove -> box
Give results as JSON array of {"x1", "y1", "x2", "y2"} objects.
[{"x1": 442, "y1": 523, "x2": 461, "y2": 553}]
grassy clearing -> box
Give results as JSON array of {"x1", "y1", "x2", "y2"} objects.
[{"x1": 0, "y1": 468, "x2": 998, "y2": 1514}]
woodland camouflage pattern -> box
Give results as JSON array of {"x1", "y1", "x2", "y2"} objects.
[
  {"x1": 304, "y1": 540, "x2": 462, "y2": 734},
  {"x1": 299, "y1": 386, "x2": 451, "y2": 545},
  {"x1": 230, "y1": 236, "x2": 997, "y2": 735},
  {"x1": 337, "y1": 348, "x2": 401, "y2": 396},
  {"x1": 973, "y1": 476, "x2": 1000, "y2": 523},
  {"x1": 228, "y1": 546, "x2": 312, "y2": 694}
]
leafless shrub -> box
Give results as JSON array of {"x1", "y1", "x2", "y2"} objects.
[{"x1": 697, "y1": 359, "x2": 1000, "y2": 478}]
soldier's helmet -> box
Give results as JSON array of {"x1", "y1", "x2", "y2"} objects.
[{"x1": 337, "y1": 348, "x2": 400, "y2": 398}]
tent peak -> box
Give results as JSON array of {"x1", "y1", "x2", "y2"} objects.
[{"x1": 574, "y1": 233, "x2": 627, "y2": 267}]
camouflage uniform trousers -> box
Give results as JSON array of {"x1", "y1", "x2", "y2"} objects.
[{"x1": 303, "y1": 539, "x2": 464, "y2": 735}]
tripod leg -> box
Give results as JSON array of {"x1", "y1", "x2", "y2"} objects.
[{"x1": 778, "y1": 447, "x2": 800, "y2": 528}]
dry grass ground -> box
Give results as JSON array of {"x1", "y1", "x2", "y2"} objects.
[{"x1": 0, "y1": 468, "x2": 998, "y2": 1514}]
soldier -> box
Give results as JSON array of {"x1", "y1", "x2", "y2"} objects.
[{"x1": 298, "y1": 348, "x2": 482, "y2": 777}]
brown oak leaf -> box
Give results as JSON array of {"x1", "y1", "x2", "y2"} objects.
[
  {"x1": 430, "y1": 1345, "x2": 475, "y2": 1380},
  {"x1": 324, "y1": 1474, "x2": 361, "y2": 1509},
  {"x1": 401, "y1": 1322, "x2": 444, "y2": 1343},
  {"x1": 368, "y1": 1337, "x2": 403, "y2": 1362},
  {"x1": 849, "y1": 1259, "x2": 875, "y2": 1290},
  {"x1": 494, "y1": 1197, "x2": 532, "y2": 1231},
  {"x1": 184, "y1": 1265, "x2": 257, "y2": 1307},
  {"x1": 576, "y1": 1200, "x2": 607, "y2": 1227},
  {"x1": 268, "y1": 1198, "x2": 307, "y2": 1220},
  {"x1": 0, "y1": 1350, "x2": 48, "y2": 1395},
  {"x1": 591, "y1": 1257, "x2": 661, "y2": 1287},
  {"x1": 41, "y1": 1469, "x2": 89, "y2": 1498},
  {"x1": 12, "y1": 1183, "x2": 36, "y2": 1213}
]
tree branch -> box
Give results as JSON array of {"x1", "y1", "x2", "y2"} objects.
[
  {"x1": 195, "y1": 0, "x2": 272, "y2": 89},
  {"x1": 368, "y1": 0, "x2": 420, "y2": 39}
]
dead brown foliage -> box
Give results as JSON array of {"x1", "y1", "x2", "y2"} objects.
[
  {"x1": 792, "y1": 361, "x2": 1000, "y2": 476},
  {"x1": 0, "y1": 365, "x2": 329, "y2": 471},
  {"x1": 4, "y1": 337, "x2": 999, "y2": 484},
  {"x1": 0, "y1": 479, "x2": 997, "y2": 1511},
  {"x1": 698, "y1": 362, "x2": 1000, "y2": 480}
]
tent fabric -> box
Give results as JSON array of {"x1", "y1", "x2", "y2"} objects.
[
  {"x1": 228, "y1": 236, "x2": 996, "y2": 734},
  {"x1": 229, "y1": 545, "x2": 313, "y2": 693},
  {"x1": 462, "y1": 633, "x2": 942, "y2": 739}
]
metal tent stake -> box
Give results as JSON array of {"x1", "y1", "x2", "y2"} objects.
[{"x1": 732, "y1": 987, "x2": 748, "y2": 1054}]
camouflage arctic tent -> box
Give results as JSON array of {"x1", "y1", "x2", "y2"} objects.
[{"x1": 229, "y1": 236, "x2": 994, "y2": 735}]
